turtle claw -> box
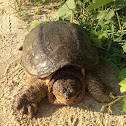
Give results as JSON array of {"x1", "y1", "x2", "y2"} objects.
[
  {"x1": 28, "y1": 103, "x2": 38, "y2": 118},
  {"x1": 17, "y1": 95, "x2": 38, "y2": 119}
]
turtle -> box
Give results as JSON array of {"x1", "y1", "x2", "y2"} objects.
[{"x1": 17, "y1": 21, "x2": 115, "y2": 118}]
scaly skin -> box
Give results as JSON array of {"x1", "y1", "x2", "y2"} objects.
[
  {"x1": 48, "y1": 67, "x2": 86, "y2": 105},
  {"x1": 86, "y1": 71, "x2": 116, "y2": 103},
  {"x1": 17, "y1": 68, "x2": 86, "y2": 118},
  {"x1": 17, "y1": 74, "x2": 48, "y2": 118},
  {"x1": 17, "y1": 68, "x2": 116, "y2": 118}
]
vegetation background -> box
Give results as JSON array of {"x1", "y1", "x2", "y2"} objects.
[
  {"x1": 13, "y1": 0, "x2": 126, "y2": 112},
  {"x1": 0, "y1": 0, "x2": 125, "y2": 125}
]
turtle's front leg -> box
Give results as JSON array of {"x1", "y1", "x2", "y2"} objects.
[
  {"x1": 17, "y1": 74, "x2": 47, "y2": 118},
  {"x1": 86, "y1": 71, "x2": 116, "y2": 103}
]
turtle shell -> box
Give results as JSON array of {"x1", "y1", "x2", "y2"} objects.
[{"x1": 22, "y1": 21, "x2": 99, "y2": 78}]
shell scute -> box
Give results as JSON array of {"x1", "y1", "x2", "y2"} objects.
[{"x1": 22, "y1": 21, "x2": 99, "y2": 78}]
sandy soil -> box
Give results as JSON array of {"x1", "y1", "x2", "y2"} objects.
[{"x1": 0, "y1": 0, "x2": 126, "y2": 126}]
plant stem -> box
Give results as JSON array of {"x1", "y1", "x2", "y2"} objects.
[
  {"x1": 101, "y1": 95, "x2": 126, "y2": 112},
  {"x1": 114, "y1": 1, "x2": 122, "y2": 32},
  {"x1": 95, "y1": 8, "x2": 109, "y2": 31}
]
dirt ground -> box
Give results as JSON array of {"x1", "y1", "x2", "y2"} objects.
[{"x1": 0, "y1": 0, "x2": 126, "y2": 126}]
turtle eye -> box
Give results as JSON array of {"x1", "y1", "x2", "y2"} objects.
[{"x1": 63, "y1": 88, "x2": 67, "y2": 93}]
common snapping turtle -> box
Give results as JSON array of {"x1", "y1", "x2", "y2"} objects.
[{"x1": 17, "y1": 21, "x2": 115, "y2": 118}]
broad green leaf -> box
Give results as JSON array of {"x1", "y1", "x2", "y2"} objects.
[
  {"x1": 57, "y1": 0, "x2": 75, "y2": 21},
  {"x1": 57, "y1": 7, "x2": 68, "y2": 17},
  {"x1": 98, "y1": 32, "x2": 107, "y2": 41},
  {"x1": 77, "y1": 0, "x2": 83, "y2": 8},
  {"x1": 90, "y1": 30, "x2": 107, "y2": 39},
  {"x1": 64, "y1": 10, "x2": 73, "y2": 21},
  {"x1": 32, "y1": 20, "x2": 40, "y2": 27},
  {"x1": 26, "y1": 20, "x2": 40, "y2": 32},
  {"x1": 122, "y1": 97, "x2": 126, "y2": 112},
  {"x1": 90, "y1": 30, "x2": 98, "y2": 38},
  {"x1": 122, "y1": 44, "x2": 126, "y2": 53},
  {"x1": 88, "y1": 0, "x2": 113, "y2": 9},
  {"x1": 105, "y1": 9, "x2": 115, "y2": 20},
  {"x1": 91, "y1": 37, "x2": 102, "y2": 47},
  {"x1": 65, "y1": 0, "x2": 76, "y2": 10},
  {"x1": 97, "y1": 11, "x2": 105, "y2": 19},
  {"x1": 26, "y1": 25, "x2": 35, "y2": 32},
  {"x1": 90, "y1": 30, "x2": 102, "y2": 47},
  {"x1": 119, "y1": 78, "x2": 126, "y2": 93},
  {"x1": 119, "y1": 68, "x2": 126, "y2": 80}
]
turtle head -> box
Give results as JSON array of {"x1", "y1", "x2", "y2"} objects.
[{"x1": 53, "y1": 75, "x2": 82, "y2": 104}]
